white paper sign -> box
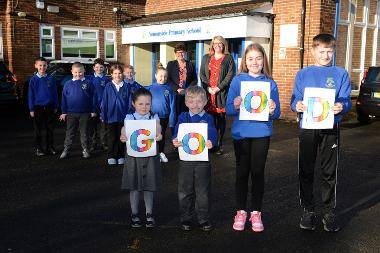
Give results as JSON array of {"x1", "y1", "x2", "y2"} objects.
[
  {"x1": 239, "y1": 81, "x2": 271, "y2": 121},
  {"x1": 301, "y1": 88, "x2": 335, "y2": 129},
  {"x1": 124, "y1": 120, "x2": 157, "y2": 157},
  {"x1": 177, "y1": 123, "x2": 208, "y2": 161}
]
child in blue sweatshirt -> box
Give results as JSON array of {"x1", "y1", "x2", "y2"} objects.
[
  {"x1": 100, "y1": 63, "x2": 131, "y2": 166},
  {"x1": 172, "y1": 85, "x2": 217, "y2": 232},
  {"x1": 59, "y1": 62, "x2": 97, "y2": 159},
  {"x1": 88, "y1": 58, "x2": 110, "y2": 151},
  {"x1": 123, "y1": 64, "x2": 143, "y2": 114},
  {"x1": 28, "y1": 57, "x2": 59, "y2": 156},
  {"x1": 147, "y1": 63, "x2": 176, "y2": 163},
  {"x1": 226, "y1": 43, "x2": 280, "y2": 233},
  {"x1": 290, "y1": 34, "x2": 351, "y2": 232}
]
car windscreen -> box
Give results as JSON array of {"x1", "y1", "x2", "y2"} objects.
[{"x1": 366, "y1": 68, "x2": 380, "y2": 84}]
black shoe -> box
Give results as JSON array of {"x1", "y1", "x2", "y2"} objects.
[
  {"x1": 181, "y1": 221, "x2": 192, "y2": 231},
  {"x1": 299, "y1": 209, "x2": 316, "y2": 231},
  {"x1": 47, "y1": 147, "x2": 57, "y2": 155},
  {"x1": 60, "y1": 149, "x2": 69, "y2": 159},
  {"x1": 146, "y1": 213, "x2": 155, "y2": 228},
  {"x1": 89, "y1": 145, "x2": 96, "y2": 153},
  {"x1": 322, "y1": 213, "x2": 340, "y2": 232},
  {"x1": 131, "y1": 214, "x2": 142, "y2": 228},
  {"x1": 102, "y1": 144, "x2": 108, "y2": 151},
  {"x1": 35, "y1": 148, "x2": 45, "y2": 157},
  {"x1": 199, "y1": 221, "x2": 213, "y2": 231}
]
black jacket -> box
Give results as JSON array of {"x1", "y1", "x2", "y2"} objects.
[{"x1": 166, "y1": 60, "x2": 198, "y2": 92}]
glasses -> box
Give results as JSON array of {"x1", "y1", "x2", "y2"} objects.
[
  {"x1": 213, "y1": 42, "x2": 224, "y2": 46},
  {"x1": 175, "y1": 51, "x2": 186, "y2": 54}
]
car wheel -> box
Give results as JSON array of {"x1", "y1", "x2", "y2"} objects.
[{"x1": 357, "y1": 110, "x2": 371, "y2": 124}]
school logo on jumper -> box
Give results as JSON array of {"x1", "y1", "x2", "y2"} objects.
[
  {"x1": 164, "y1": 90, "x2": 170, "y2": 97},
  {"x1": 306, "y1": 97, "x2": 330, "y2": 122},
  {"x1": 326, "y1": 78, "x2": 335, "y2": 88},
  {"x1": 181, "y1": 132, "x2": 206, "y2": 155},
  {"x1": 81, "y1": 83, "x2": 87, "y2": 90},
  {"x1": 130, "y1": 129, "x2": 154, "y2": 152},
  {"x1": 243, "y1": 91, "x2": 268, "y2": 113},
  {"x1": 100, "y1": 80, "x2": 106, "y2": 86}
]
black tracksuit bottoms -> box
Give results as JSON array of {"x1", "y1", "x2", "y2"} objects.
[{"x1": 33, "y1": 105, "x2": 56, "y2": 150}]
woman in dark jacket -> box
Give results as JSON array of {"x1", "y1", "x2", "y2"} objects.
[
  {"x1": 167, "y1": 43, "x2": 198, "y2": 121},
  {"x1": 200, "y1": 35, "x2": 235, "y2": 155}
]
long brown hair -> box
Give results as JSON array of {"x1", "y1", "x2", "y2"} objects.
[
  {"x1": 209, "y1": 35, "x2": 229, "y2": 56},
  {"x1": 239, "y1": 43, "x2": 272, "y2": 79}
]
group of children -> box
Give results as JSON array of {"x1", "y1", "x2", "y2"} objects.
[{"x1": 28, "y1": 33, "x2": 351, "y2": 233}]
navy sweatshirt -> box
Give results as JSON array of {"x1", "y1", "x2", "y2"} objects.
[
  {"x1": 123, "y1": 80, "x2": 143, "y2": 114},
  {"x1": 100, "y1": 81, "x2": 130, "y2": 123},
  {"x1": 61, "y1": 78, "x2": 96, "y2": 114},
  {"x1": 88, "y1": 74, "x2": 111, "y2": 109},
  {"x1": 28, "y1": 74, "x2": 58, "y2": 111}
]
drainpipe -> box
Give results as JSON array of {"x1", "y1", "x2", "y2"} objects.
[
  {"x1": 333, "y1": 0, "x2": 340, "y2": 66},
  {"x1": 300, "y1": 0, "x2": 306, "y2": 69}
]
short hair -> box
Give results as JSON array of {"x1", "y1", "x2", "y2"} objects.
[
  {"x1": 124, "y1": 64, "x2": 135, "y2": 72},
  {"x1": 132, "y1": 87, "x2": 152, "y2": 103},
  {"x1": 174, "y1": 42, "x2": 187, "y2": 53},
  {"x1": 110, "y1": 63, "x2": 124, "y2": 74},
  {"x1": 93, "y1": 58, "x2": 105, "y2": 66},
  {"x1": 72, "y1": 62, "x2": 84, "y2": 70},
  {"x1": 239, "y1": 43, "x2": 272, "y2": 78},
  {"x1": 155, "y1": 62, "x2": 167, "y2": 74},
  {"x1": 185, "y1": 85, "x2": 207, "y2": 102},
  {"x1": 312, "y1": 33, "x2": 336, "y2": 48},
  {"x1": 34, "y1": 57, "x2": 47, "y2": 63},
  {"x1": 209, "y1": 35, "x2": 229, "y2": 55}
]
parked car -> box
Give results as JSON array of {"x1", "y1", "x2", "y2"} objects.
[
  {"x1": 0, "y1": 61, "x2": 18, "y2": 105},
  {"x1": 356, "y1": 66, "x2": 380, "y2": 123}
]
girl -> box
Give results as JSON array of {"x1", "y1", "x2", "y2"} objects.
[
  {"x1": 226, "y1": 43, "x2": 281, "y2": 232},
  {"x1": 120, "y1": 88, "x2": 162, "y2": 228},
  {"x1": 146, "y1": 63, "x2": 176, "y2": 163},
  {"x1": 100, "y1": 63, "x2": 130, "y2": 165}
]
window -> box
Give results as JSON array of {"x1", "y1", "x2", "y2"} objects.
[
  {"x1": 0, "y1": 23, "x2": 3, "y2": 59},
  {"x1": 61, "y1": 28, "x2": 98, "y2": 59},
  {"x1": 105, "y1": 31, "x2": 116, "y2": 60},
  {"x1": 40, "y1": 25, "x2": 54, "y2": 58}
]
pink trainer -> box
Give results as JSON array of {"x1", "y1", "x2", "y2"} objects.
[
  {"x1": 233, "y1": 210, "x2": 247, "y2": 231},
  {"x1": 250, "y1": 211, "x2": 264, "y2": 232}
]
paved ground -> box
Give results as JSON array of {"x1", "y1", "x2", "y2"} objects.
[{"x1": 0, "y1": 107, "x2": 379, "y2": 253}]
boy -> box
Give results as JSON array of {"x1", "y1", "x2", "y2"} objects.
[
  {"x1": 290, "y1": 34, "x2": 352, "y2": 232},
  {"x1": 28, "y1": 57, "x2": 58, "y2": 156},
  {"x1": 172, "y1": 86, "x2": 217, "y2": 231},
  {"x1": 123, "y1": 64, "x2": 143, "y2": 113},
  {"x1": 88, "y1": 58, "x2": 110, "y2": 151},
  {"x1": 59, "y1": 62, "x2": 97, "y2": 159}
]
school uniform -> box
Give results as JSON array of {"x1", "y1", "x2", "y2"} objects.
[
  {"x1": 100, "y1": 81, "x2": 131, "y2": 160},
  {"x1": 28, "y1": 73, "x2": 58, "y2": 151},
  {"x1": 61, "y1": 78, "x2": 96, "y2": 152},
  {"x1": 121, "y1": 112, "x2": 161, "y2": 191},
  {"x1": 172, "y1": 111, "x2": 217, "y2": 224},
  {"x1": 290, "y1": 65, "x2": 352, "y2": 212},
  {"x1": 123, "y1": 79, "x2": 143, "y2": 114}
]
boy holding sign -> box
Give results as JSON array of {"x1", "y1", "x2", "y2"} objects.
[
  {"x1": 172, "y1": 86, "x2": 217, "y2": 231},
  {"x1": 290, "y1": 34, "x2": 352, "y2": 232}
]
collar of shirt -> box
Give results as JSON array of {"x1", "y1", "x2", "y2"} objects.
[
  {"x1": 94, "y1": 73, "x2": 104, "y2": 78},
  {"x1": 112, "y1": 80, "x2": 124, "y2": 87},
  {"x1": 189, "y1": 110, "x2": 205, "y2": 117},
  {"x1": 36, "y1": 73, "x2": 47, "y2": 78},
  {"x1": 123, "y1": 79, "x2": 134, "y2": 85},
  {"x1": 72, "y1": 77, "x2": 86, "y2": 81},
  {"x1": 133, "y1": 112, "x2": 152, "y2": 120}
]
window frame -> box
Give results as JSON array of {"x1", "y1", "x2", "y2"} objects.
[
  {"x1": 61, "y1": 27, "x2": 99, "y2": 60},
  {"x1": 105, "y1": 30, "x2": 117, "y2": 61},
  {"x1": 40, "y1": 25, "x2": 55, "y2": 59},
  {"x1": 0, "y1": 22, "x2": 3, "y2": 60}
]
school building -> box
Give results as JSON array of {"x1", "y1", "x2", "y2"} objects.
[{"x1": 1, "y1": 0, "x2": 380, "y2": 119}]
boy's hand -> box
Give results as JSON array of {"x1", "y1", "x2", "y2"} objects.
[
  {"x1": 91, "y1": 113, "x2": 97, "y2": 117},
  {"x1": 59, "y1": 114, "x2": 67, "y2": 121},
  {"x1": 30, "y1": 111, "x2": 34, "y2": 117},
  {"x1": 172, "y1": 138, "x2": 182, "y2": 147},
  {"x1": 206, "y1": 140, "x2": 213, "y2": 149},
  {"x1": 268, "y1": 99, "x2": 276, "y2": 115},
  {"x1": 234, "y1": 96, "x2": 242, "y2": 110},
  {"x1": 296, "y1": 101, "x2": 307, "y2": 112},
  {"x1": 120, "y1": 134, "x2": 127, "y2": 143},
  {"x1": 332, "y1": 102, "x2": 343, "y2": 115},
  {"x1": 155, "y1": 134, "x2": 163, "y2": 141}
]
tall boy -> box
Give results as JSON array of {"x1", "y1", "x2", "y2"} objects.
[
  {"x1": 28, "y1": 57, "x2": 58, "y2": 156},
  {"x1": 88, "y1": 58, "x2": 110, "y2": 151},
  {"x1": 123, "y1": 64, "x2": 143, "y2": 113},
  {"x1": 172, "y1": 86, "x2": 217, "y2": 231},
  {"x1": 59, "y1": 62, "x2": 97, "y2": 159},
  {"x1": 290, "y1": 34, "x2": 352, "y2": 232}
]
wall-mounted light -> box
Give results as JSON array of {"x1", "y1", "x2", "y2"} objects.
[
  {"x1": 17, "y1": 11, "x2": 27, "y2": 17},
  {"x1": 113, "y1": 7, "x2": 120, "y2": 14},
  {"x1": 36, "y1": 0, "x2": 45, "y2": 9}
]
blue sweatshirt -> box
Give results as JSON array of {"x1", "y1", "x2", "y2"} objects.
[
  {"x1": 28, "y1": 74, "x2": 58, "y2": 111},
  {"x1": 100, "y1": 81, "x2": 130, "y2": 123},
  {"x1": 61, "y1": 78, "x2": 96, "y2": 114},
  {"x1": 290, "y1": 65, "x2": 352, "y2": 126},
  {"x1": 88, "y1": 74, "x2": 111, "y2": 109},
  {"x1": 146, "y1": 83, "x2": 176, "y2": 128},
  {"x1": 226, "y1": 73, "x2": 281, "y2": 139},
  {"x1": 172, "y1": 111, "x2": 218, "y2": 148},
  {"x1": 123, "y1": 80, "x2": 143, "y2": 113}
]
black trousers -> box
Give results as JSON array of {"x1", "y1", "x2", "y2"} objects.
[
  {"x1": 33, "y1": 105, "x2": 56, "y2": 150},
  {"x1": 209, "y1": 111, "x2": 226, "y2": 148},
  {"x1": 89, "y1": 115, "x2": 106, "y2": 148},
  {"x1": 233, "y1": 137, "x2": 270, "y2": 211},
  {"x1": 63, "y1": 113, "x2": 91, "y2": 151},
  {"x1": 178, "y1": 161, "x2": 211, "y2": 223},
  {"x1": 158, "y1": 117, "x2": 169, "y2": 153},
  {"x1": 298, "y1": 126, "x2": 339, "y2": 212},
  {"x1": 106, "y1": 122, "x2": 124, "y2": 159}
]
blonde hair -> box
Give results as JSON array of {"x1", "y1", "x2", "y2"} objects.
[
  {"x1": 209, "y1": 35, "x2": 229, "y2": 55},
  {"x1": 155, "y1": 62, "x2": 167, "y2": 74},
  {"x1": 239, "y1": 43, "x2": 272, "y2": 79},
  {"x1": 185, "y1": 86, "x2": 207, "y2": 103},
  {"x1": 72, "y1": 62, "x2": 84, "y2": 70},
  {"x1": 124, "y1": 64, "x2": 135, "y2": 72}
]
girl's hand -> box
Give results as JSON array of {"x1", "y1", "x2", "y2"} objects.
[
  {"x1": 296, "y1": 101, "x2": 307, "y2": 112},
  {"x1": 268, "y1": 99, "x2": 276, "y2": 115},
  {"x1": 91, "y1": 113, "x2": 97, "y2": 117},
  {"x1": 172, "y1": 138, "x2": 182, "y2": 147},
  {"x1": 332, "y1": 102, "x2": 343, "y2": 115},
  {"x1": 155, "y1": 134, "x2": 163, "y2": 141},
  {"x1": 59, "y1": 114, "x2": 67, "y2": 121},
  {"x1": 234, "y1": 96, "x2": 242, "y2": 110},
  {"x1": 206, "y1": 140, "x2": 213, "y2": 149},
  {"x1": 30, "y1": 111, "x2": 35, "y2": 118}
]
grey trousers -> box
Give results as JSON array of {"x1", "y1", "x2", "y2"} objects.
[
  {"x1": 178, "y1": 161, "x2": 211, "y2": 224},
  {"x1": 63, "y1": 113, "x2": 91, "y2": 150}
]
